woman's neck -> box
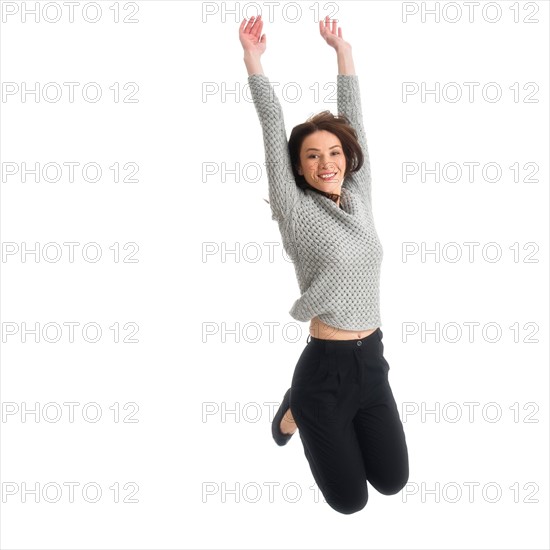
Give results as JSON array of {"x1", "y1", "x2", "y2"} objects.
[{"x1": 305, "y1": 182, "x2": 340, "y2": 205}]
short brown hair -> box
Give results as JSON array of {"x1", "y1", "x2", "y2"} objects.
[{"x1": 288, "y1": 110, "x2": 364, "y2": 191}]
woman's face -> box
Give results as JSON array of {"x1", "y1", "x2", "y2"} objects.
[{"x1": 297, "y1": 130, "x2": 346, "y2": 193}]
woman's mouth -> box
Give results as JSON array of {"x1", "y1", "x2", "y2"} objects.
[{"x1": 318, "y1": 172, "x2": 337, "y2": 180}]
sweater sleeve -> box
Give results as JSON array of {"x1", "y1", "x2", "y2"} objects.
[
  {"x1": 337, "y1": 74, "x2": 372, "y2": 205},
  {"x1": 248, "y1": 74, "x2": 301, "y2": 222}
]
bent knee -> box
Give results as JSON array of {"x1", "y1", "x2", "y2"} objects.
[
  {"x1": 375, "y1": 473, "x2": 409, "y2": 496},
  {"x1": 328, "y1": 491, "x2": 368, "y2": 515}
]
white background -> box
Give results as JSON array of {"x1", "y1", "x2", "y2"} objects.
[{"x1": 1, "y1": 0, "x2": 548, "y2": 549}]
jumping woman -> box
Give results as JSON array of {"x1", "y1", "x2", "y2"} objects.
[{"x1": 239, "y1": 14, "x2": 409, "y2": 515}]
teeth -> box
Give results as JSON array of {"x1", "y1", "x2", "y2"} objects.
[{"x1": 319, "y1": 173, "x2": 336, "y2": 179}]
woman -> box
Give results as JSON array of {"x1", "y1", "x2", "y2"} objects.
[{"x1": 239, "y1": 14, "x2": 409, "y2": 514}]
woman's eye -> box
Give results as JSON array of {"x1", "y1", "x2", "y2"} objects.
[{"x1": 308, "y1": 151, "x2": 340, "y2": 158}]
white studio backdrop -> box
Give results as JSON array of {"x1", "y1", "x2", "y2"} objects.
[{"x1": 0, "y1": 1, "x2": 548, "y2": 549}]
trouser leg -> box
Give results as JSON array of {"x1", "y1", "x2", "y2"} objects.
[
  {"x1": 289, "y1": 338, "x2": 368, "y2": 515},
  {"x1": 353, "y1": 330, "x2": 409, "y2": 495}
]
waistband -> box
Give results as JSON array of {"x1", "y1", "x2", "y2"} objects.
[{"x1": 307, "y1": 327, "x2": 381, "y2": 350}]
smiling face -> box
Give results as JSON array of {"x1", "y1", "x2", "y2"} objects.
[{"x1": 297, "y1": 130, "x2": 346, "y2": 194}]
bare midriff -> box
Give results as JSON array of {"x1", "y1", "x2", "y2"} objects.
[{"x1": 309, "y1": 315, "x2": 378, "y2": 340}]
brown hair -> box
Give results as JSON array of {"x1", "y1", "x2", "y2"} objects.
[{"x1": 288, "y1": 110, "x2": 364, "y2": 190}]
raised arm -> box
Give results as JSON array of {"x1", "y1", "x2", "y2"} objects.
[
  {"x1": 320, "y1": 17, "x2": 373, "y2": 205},
  {"x1": 240, "y1": 16, "x2": 301, "y2": 222}
]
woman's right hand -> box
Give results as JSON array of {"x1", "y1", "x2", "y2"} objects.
[{"x1": 239, "y1": 15, "x2": 266, "y2": 57}]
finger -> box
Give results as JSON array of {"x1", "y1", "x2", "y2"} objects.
[
  {"x1": 338, "y1": 27, "x2": 342, "y2": 39},
  {"x1": 332, "y1": 18, "x2": 337, "y2": 34},
  {"x1": 253, "y1": 19, "x2": 263, "y2": 40},
  {"x1": 243, "y1": 16, "x2": 253, "y2": 34},
  {"x1": 252, "y1": 15, "x2": 262, "y2": 37}
]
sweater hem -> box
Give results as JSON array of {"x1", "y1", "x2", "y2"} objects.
[
  {"x1": 289, "y1": 307, "x2": 382, "y2": 332},
  {"x1": 316, "y1": 313, "x2": 382, "y2": 332}
]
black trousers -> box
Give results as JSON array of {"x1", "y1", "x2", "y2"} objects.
[{"x1": 289, "y1": 328, "x2": 409, "y2": 514}]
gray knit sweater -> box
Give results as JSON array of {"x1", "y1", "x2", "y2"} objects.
[{"x1": 248, "y1": 73, "x2": 383, "y2": 331}]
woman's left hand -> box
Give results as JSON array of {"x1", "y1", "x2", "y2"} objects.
[{"x1": 319, "y1": 15, "x2": 351, "y2": 51}]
